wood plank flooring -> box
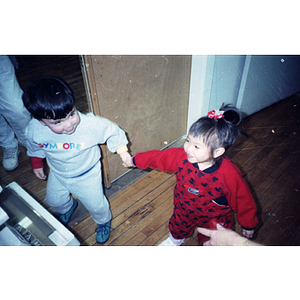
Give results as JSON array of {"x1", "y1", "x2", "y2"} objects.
[
  {"x1": 14, "y1": 55, "x2": 90, "y2": 114},
  {"x1": 1, "y1": 55, "x2": 300, "y2": 246}
]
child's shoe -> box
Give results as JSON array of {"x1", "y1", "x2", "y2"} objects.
[
  {"x1": 2, "y1": 146, "x2": 20, "y2": 171},
  {"x1": 95, "y1": 221, "x2": 111, "y2": 244},
  {"x1": 158, "y1": 234, "x2": 185, "y2": 246},
  {"x1": 57, "y1": 198, "x2": 78, "y2": 225}
]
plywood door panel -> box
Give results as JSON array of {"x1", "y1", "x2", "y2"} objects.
[
  {"x1": 82, "y1": 55, "x2": 112, "y2": 187},
  {"x1": 86, "y1": 55, "x2": 191, "y2": 182}
]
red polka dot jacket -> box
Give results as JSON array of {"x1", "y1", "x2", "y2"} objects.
[{"x1": 133, "y1": 147, "x2": 258, "y2": 231}]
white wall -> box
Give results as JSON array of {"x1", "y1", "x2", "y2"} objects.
[
  {"x1": 188, "y1": 55, "x2": 300, "y2": 130},
  {"x1": 237, "y1": 55, "x2": 300, "y2": 115}
]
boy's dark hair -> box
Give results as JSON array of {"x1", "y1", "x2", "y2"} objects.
[
  {"x1": 22, "y1": 77, "x2": 75, "y2": 120},
  {"x1": 189, "y1": 104, "x2": 243, "y2": 158}
]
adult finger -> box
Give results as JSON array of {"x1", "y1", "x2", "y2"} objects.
[
  {"x1": 216, "y1": 223, "x2": 226, "y2": 230},
  {"x1": 197, "y1": 227, "x2": 212, "y2": 237}
]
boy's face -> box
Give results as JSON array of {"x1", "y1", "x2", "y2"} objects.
[{"x1": 39, "y1": 108, "x2": 80, "y2": 135}]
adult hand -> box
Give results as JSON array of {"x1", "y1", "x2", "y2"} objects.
[
  {"x1": 197, "y1": 224, "x2": 260, "y2": 246},
  {"x1": 197, "y1": 224, "x2": 237, "y2": 246}
]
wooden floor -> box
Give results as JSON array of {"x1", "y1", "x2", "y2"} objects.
[
  {"x1": 13, "y1": 55, "x2": 90, "y2": 114},
  {"x1": 1, "y1": 55, "x2": 300, "y2": 246}
]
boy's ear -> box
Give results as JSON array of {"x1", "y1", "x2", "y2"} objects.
[
  {"x1": 213, "y1": 147, "x2": 225, "y2": 158},
  {"x1": 38, "y1": 120, "x2": 47, "y2": 126}
]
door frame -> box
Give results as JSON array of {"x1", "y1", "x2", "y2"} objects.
[{"x1": 80, "y1": 55, "x2": 112, "y2": 188}]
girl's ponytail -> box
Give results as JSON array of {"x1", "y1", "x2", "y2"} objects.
[
  {"x1": 189, "y1": 103, "x2": 245, "y2": 161},
  {"x1": 220, "y1": 103, "x2": 242, "y2": 127}
]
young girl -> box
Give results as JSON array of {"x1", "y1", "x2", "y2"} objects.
[{"x1": 123, "y1": 105, "x2": 258, "y2": 246}]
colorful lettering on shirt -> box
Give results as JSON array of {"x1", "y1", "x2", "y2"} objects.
[{"x1": 38, "y1": 142, "x2": 86, "y2": 150}]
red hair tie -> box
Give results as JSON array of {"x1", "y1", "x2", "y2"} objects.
[{"x1": 208, "y1": 110, "x2": 224, "y2": 119}]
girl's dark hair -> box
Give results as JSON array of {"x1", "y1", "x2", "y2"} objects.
[
  {"x1": 22, "y1": 77, "x2": 75, "y2": 120},
  {"x1": 189, "y1": 104, "x2": 243, "y2": 159}
]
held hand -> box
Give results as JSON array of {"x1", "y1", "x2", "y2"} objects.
[
  {"x1": 119, "y1": 151, "x2": 134, "y2": 167},
  {"x1": 33, "y1": 168, "x2": 47, "y2": 180}
]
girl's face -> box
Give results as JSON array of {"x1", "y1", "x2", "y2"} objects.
[
  {"x1": 184, "y1": 135, "x2": 214, "y2": 170},
  {"x1": 39, "y1": 107, "x2": 80, "y2": 135}
]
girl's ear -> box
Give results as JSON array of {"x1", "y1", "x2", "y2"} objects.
[{"x1": 213, "y1": 147, "x2": 225, "y2": 158}]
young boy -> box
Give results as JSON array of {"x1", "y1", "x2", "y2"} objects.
[{"x1": 22, "y1": 77, "x2": 131, "y2": 244}]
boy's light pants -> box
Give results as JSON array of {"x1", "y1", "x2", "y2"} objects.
[
  {"x1": 0, "y1": 55, "x2": 31, "y2": 148},
  {"x1": 45, "y1": 161, "x2": 112, "y2": 225}
]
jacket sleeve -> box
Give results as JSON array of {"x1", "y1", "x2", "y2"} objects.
[
  {"x1": 222, "y1": 159, "x2": 258, "y2": 230},
  {"x1": 133, "y1": 148, "x2": 186, "y2": 174}
]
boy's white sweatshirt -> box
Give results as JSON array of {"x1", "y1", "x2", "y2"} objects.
[{"x1": 25, "y1": 111, "x2": 128, "y2": 178}]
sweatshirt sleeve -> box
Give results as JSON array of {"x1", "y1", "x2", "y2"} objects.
[
  {"x1": 25, "y1": 123, "x2": 46, "y2": 159},
  {"x1": 95, "y1": 116, "x2": 128, "y2": 153},
  {"x1": 133, "y1": 148, "x2": 186, "y2": 173},
  {"x1": 222, "y1": 159, "x2": 258, "y2": 230}
]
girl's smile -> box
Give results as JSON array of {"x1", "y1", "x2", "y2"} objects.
[
  {"x1": 184, "y1": 135, "x2": 214, "y2": 170},
  {"x1": 184, "y1": 135, "x2": 225, "y2": 171}
]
